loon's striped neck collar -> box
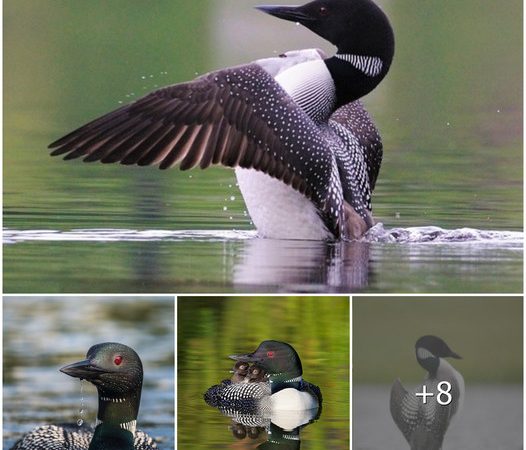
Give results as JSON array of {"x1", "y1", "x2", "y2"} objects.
[
  {"x1": 325, "y1": 53, "x2": 390, "y2": 107},
  {"x1": 95, "y1": 418, "x2": 137, "y2": 434},
  {"x1": 269, "y1": 374, "x2": 304, "y2": 393},
  {"x1": 335, "y1": 54, "x2": 383, "y2": 77},
  {"x1": 96, "y1": 390, "x2": 141, "y2": 436}
]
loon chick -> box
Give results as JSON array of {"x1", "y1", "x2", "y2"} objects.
[
  {"x1": 10, "y1": 343, "x2": 157, "y2": 450},
  {"x1": 231, "y1": 361, "x2": 250, "y2": 383},
  {"x1": 390, "y1": 336, "x2": 464, "y2": 450},
  {"x1": 204, "y1": 340, "x2": 321, "y2": 413},
  {"x1": 47, "y1": 0, "x2": 394, "y2": 241},
  {"x1": 246, "y1": 364, "x2": 266, "y2": 383}
]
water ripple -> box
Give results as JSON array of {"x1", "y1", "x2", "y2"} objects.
[
  {"x1": 3, "y1": 228, "x2": 257, "y2": 244},
  {"x1": 3, "y1": 225, "x2": 523, "y2": 246}
]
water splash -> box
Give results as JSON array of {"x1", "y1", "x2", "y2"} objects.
[{"x1": 364, "y1": 223, "x2": 523, "y2": 246}]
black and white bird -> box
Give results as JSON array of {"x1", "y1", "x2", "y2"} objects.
[
  {"x1": 48, "y1": 0, "x2": 395, "y2": 240},
  {"x1": 390, "y1": 336, "x2": 465, "y2": 450},
  {"x1": 10, "y1": 343, "x2": 157, "y2": 450}
]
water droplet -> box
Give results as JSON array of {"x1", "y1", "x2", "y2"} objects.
[
  {"x1": 230, "y1": 196, "x2": 236, "y2": 201},
  {"x1": 77, "y1": 419, "x2": 84, "y2": 426},
  {"x1": 141, "y1": 76, "x2": 146, "y2": 79},
  {"x1": 223, "y1": 206, "x2": 228, "y2": 211}
]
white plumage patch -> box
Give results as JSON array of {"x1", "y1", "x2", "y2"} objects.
[{"x1": 270, "y1": 388, "x2": 319, "y2": 411}]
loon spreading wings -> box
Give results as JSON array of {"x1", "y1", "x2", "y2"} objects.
[{"x1": 49, "y1": 0, "x2": 395, "y2": 240}]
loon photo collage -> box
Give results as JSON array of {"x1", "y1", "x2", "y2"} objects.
[{"x1": 2, "y1": 0, "x2": 523, "y2": 449}]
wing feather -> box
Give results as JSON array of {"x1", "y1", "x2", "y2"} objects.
[{"x1": 49, "y1": 63, "x2": 343, "y2": 233}]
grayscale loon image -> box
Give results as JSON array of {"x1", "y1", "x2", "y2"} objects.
[
  {"x1": 3, "y1": 297, "x2": 175, "y2": 450},
  {"x1": 353, "y1": 296, "x2": 523, "y2": 450},
  {"x1": 4, "y1": 0, "x2": 522, "y2": 294},
  {"x1": 178, "y1": 296, "x2": 349, "y2": 449}
]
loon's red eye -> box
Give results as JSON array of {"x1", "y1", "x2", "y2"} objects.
[
  {"x1": 267, "y1": 351, "x2": 275, "y2": 358},
  {"x1": 114, "y1": 355, "x2": 123, "y2": 366},
  {"x1": 319, "y1": 6, "x2": 328, "y2": 16}
]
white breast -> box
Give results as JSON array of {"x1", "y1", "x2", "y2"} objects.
[
  {"x1": 236, "y1": 50, "x2": 336, "y2": 240},
  {"x1": 270, "y1": 387, "x2": 319, "y2": 411},
  {"x1": 235, "y1": 168, "x2": 331, "y2": 240}
]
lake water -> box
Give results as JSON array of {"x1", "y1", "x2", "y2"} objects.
[
  {"x1": 353, "y1": 384, "x2": 523, "y2": 450},
  {"x1": 3, "y1": 297, "x2": 175, "y2": 450},
  {"x1": 4, "y1": 0, "x2": 522, "y2": 294}
]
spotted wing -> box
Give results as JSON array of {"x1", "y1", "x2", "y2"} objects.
[
  {"x1": 329, "y1": 100, "x2": 383, "y2": 191},
  {"x1": 390, "y1": 378, "x2": 419, "y2": 445},
  {"x1": 49, "y1": 63, "x2": 342, "y2": 231}
]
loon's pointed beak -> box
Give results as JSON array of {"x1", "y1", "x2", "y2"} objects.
[
  {"x1": 255, "y1": 5, "x2": 315, "y2": 24},
  {"x1": 449, "y1": 351, "x2": 462, "y2": 359},
  {"x1": 60, "y1": 358, "x2": 106, "y2": 380},
  {"x1": 229, "y1": 352, "x2": 259, "y2": 363}
]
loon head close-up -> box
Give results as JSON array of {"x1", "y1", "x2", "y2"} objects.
[
  {"x1": 414, "y1": 335, "x2": 462, "y2": 375},
  {"x1": 229, "y1": 340, "x2": 303, "y2": 387},
  {"x1": 60, "y1": 342, "x2": 145, "y2": 449},
  {"x1": 11, "y1": 343, "x2": 156, "y2": 450}
]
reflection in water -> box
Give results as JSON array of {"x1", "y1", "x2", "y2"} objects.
[
  {"x1": 234, "y1": 238, "x2": 370, "y2": 292},
  {"x1": 4, "y1": 226, "x2": 522, "y2": 293}
]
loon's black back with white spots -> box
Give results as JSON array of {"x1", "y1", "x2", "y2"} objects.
[{"x1": 48, "y1": 0, "x2": 394, "y2": 240}]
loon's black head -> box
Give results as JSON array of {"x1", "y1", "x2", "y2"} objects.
[
  {"x1": 61, "y1": 342, "x2": 144, "y2": 397},
  {"x1": 415, "y1": 335, "x2": 461, "y2": 374},
  {"x1": 229, "y1": 340, "x2": 303, "y2": 380},
  {"x1": 257, "y1": 0, "x2": 394, "y2": 68},
  {"x1": 258, "y1": 0, "x2": 394, "y2": 105}
]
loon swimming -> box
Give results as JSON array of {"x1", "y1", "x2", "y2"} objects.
[
  {"x1": 390, "y1": 335, "x2": 464, "y2": 450},
  {"x1": 205, "y1": 340, "x2": 322, "y2": 413},
  {"x1": 48, "y1": 0, "x2": 394, "y2": 241},
  {"x1": 11, "y1": 343, "x2": 157, "y2": 450}
]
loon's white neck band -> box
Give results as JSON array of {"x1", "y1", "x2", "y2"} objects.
[
  {"x1": 335, "y1": 54, "x2": 383, "y2": 77},
  {"x1": 100, "y1": 396, "x2": 127, "y2": 403},
  {"x1": 96, "y1": 418, "x2": 137, "y2": 434}
]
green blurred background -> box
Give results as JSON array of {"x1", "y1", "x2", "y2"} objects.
[
  {"x1": 353, "y1": 296, "x2": 522, "y2": 383},
  {"x1": 178, "y1": 296, "x2": 350, "y2": 449}
]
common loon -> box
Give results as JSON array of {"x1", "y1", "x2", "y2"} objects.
[
  {"x1": 48, "y1": 0, "x2": 394, "y2": 241},
  {"x1": 204, "y1": 340, "x2": 322, "y2": 413},
  {"x1": 10, "y1": 343, "x2": 157, "y2": 450},
  {"x1": 246, "y1": 364, "x2": 266, "y2": 383},
  {"x1": 231, "y1": 361, "x2": 250, "y2": 383},
  {"x1": 390, "y1": 335, "x2": 464, "y2": 450}
]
